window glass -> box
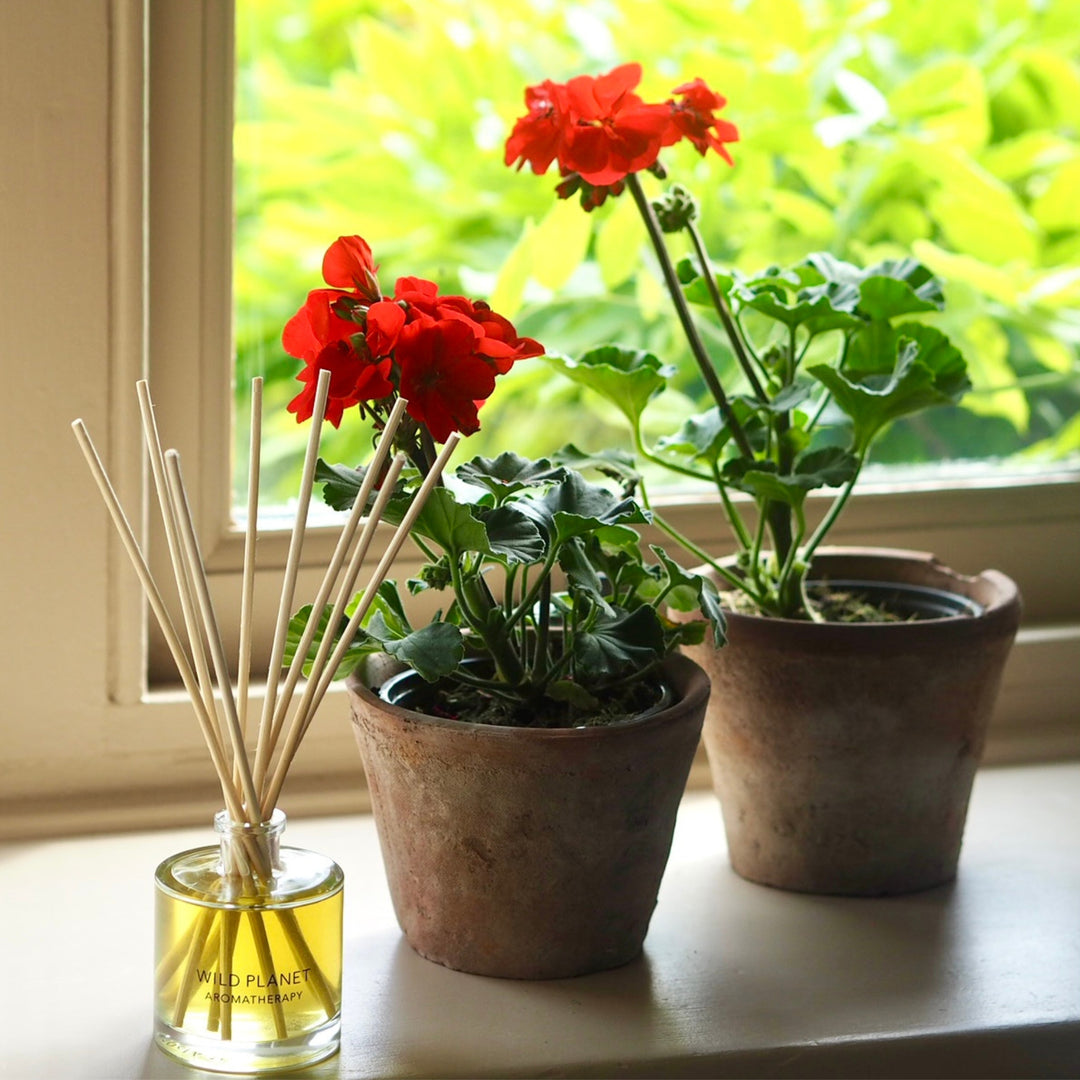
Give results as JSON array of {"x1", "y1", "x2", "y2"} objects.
[{"x1": 233, "y1": 0, "x2": 1080, "y2": 509}]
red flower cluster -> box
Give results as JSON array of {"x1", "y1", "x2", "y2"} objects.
[
  {"x1": 504, "y1": 63, "x2": 738, "y2": 200},
  {"x1": 284, "y1": 237, "x2": 543, "y2": 442}
]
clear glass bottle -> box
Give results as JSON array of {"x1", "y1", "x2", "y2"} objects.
[{"x1": 154, "y1": 809, "x2": 344, "y2": 1073}]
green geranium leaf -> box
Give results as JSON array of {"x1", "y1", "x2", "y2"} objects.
[
  {"x1": 454, "y1": 453, "x2": 565, "y2": 502},
  {"x1": 857, "y1": 275, "x2": 940, "y2": 320},
  {"x1": 680, "y1": 268, "x2": 737, "y2": 304},
  {"x1": 366, "y1": 581, "x2": 413, "y2": 639},
  {"x1": 845, "y1": 323, "x2": 969, "y2": 394},
  {"x1": 794, "y1": 446, "x2": 860, "y2": 488},
  {"x1": 550, "y1": 444, "x2": 641, "y2": 489},
  {"x1": 740, "y1": 288, "x2": 849, "y2": 330},
  {"x1": 649, "y1": 545, "x2": 727, "y2": 648},
  {"x1": 803, "y1": 253, "x2": 945, "y2": 322},
  {"x1": 594, "y1": 523, "x2": 645, "y2": 550},
  {"x1": 758, "y1": 382, "x2": 814, "y2": 414},
  {"x1": 843, "y1": 319, "x2": 900, "y2": 376},
  {"x1": 475, "y1": 503, "x2": 546, "y2": 564},
  {"x1": 558, "y1": 536, "x2": 605, "y2": 595},
  {"x1": 316, "y1": 459, "x2": 368, "y2": 513},
  {"x1": 284, "y1": 603, "x2": 374, "y2": 681},
  {"x1": 724, "y1": 462, "x2": 811, "y2": 509},
  {"x1": 720, "y1": 445, "x2": 858, "y2": 508},
  {"x1": 802, "y1": 252, "x2": 865, "y2": 289},
  {"x1": 382, "y1": 622, "x2": 465, "y2": 683},
  {"x1": 655, "y1": 405, "x2": 727, "y2": 461},
  {"x1": 546, "y1": 346, "x2": 674, "y2": 429},
  {"x1": 655, "y1": 398, "x2": 760, "y2": 464},
  {"x1": 528, "y1": 470, "x2": 650, "y2": 545},
  {"x1": 809, "y1": 330, "x2": 969, "y2": 453},
  {"x1": 649, "y1": 544, "x2": 699, "y2": 593},
  {"x1": 412, "y1": 486, "x2": 491, "y2": 558},
  {"x1": 315, "y1": 458, "x2": 419, "y2": 525},
  {"x1": 573, "y1": 604, "x2": 667, "y2": 677}
]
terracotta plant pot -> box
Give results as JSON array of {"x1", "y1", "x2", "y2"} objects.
[
  {"x1": 346, "y1": 653, "x2": 709, "y2": 979},
  {"x1": 680, "y1": 546, "x2": 1021, "y2": 896}
]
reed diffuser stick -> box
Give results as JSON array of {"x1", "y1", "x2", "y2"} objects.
[
  {"x1": 136, "y1": 381, "x2": 224, "y2": 764},
  {"x1": 261, "y1": 431, "x2": 461, "y2": 814},
  {"x1": 237, "y1": 377, "x2": 263, "y2": 742},
  {"x1": 266, "y1": 396, "x2": 409, "y2": 760},
  {"x1": 259, "y1": 451, "x2": 408, "y2": 815},
  {"x1": 71, "y1": 420, "x2": 239, "y2": 820},
  {"x1": 163, "y1": 450, "x2": 263, "y2": 826},
  {"x1": 252, "y1": 367, "x2": 332, "y2": 792},
  {"x1": 308, "y1": 432, "x2": 463, "y2": 718}
]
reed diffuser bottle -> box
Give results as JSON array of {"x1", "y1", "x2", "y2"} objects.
[{"x1": 154, "y1": 811, "x2": 343, "y2": 1073}]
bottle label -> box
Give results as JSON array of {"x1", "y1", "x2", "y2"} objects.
[{"x1": 195, "y1": 966, "x2": 312, "y2": 1005}]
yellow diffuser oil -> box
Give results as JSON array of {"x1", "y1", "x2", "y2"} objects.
[{"x1": 154, "y1": 810, "x2": 343, "y2": 1073}]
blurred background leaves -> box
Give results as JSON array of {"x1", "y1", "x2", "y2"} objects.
[{"x1": 233, "y1": 0, "x2": 1080, "y2": 506}]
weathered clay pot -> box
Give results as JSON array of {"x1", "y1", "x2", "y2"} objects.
[
  {"x1": 681, "y1": 547, "x2": 1021, "y2": 896},
  {"x1": 346, "y1": 653, "x2": 709, "y2": 978}
]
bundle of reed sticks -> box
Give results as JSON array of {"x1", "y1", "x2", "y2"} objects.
[{"x1": 72, "y1": 370, "x2": 456, "y2": 1044}]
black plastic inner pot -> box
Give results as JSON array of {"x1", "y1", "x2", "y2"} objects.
[
  {"x1": 378, "y1": 660, "x2": 673, "y2": 729},
  {"x1": 806, "y1": 579, "x2": 985, "y2": 620}
]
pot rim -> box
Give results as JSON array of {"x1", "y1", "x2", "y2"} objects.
[
  {"x1": 700, "y1": 545, "x2": 1022, "y2": 645},
  {"x1": 346, "y1": 652, "x2": 710, "y2": 743}
]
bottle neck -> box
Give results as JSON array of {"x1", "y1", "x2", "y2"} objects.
[{"x1": 214, "y1": 808, "x2": 285, "y2": 896}]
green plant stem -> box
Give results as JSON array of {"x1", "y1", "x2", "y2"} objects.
[
  {"x1": 801, "y1": 451, "x2": 866, "y2": 565},
  {"x1": 749, "y1": 492, "x2": 770, "y2": 593},
  {"x1": 627, "y1": 173, "x2": 755, "y2": 461},
  {"x1": 504, "y1": 547, "x2": 561, "y2": 637},
  {"x1": 533, "y1": 574, "x2": 552, "y2": 681},
  {"x1": 650, "y1": 508, "x2": 770, "y2": 607},
  {"x1": 772, "y1": 504, "x2": 807, "y2": 616},
  {"x1": 410, "y1": 534, "x2": 440, "y2": 564},
  {"x1": 418, "y1": 426, "x2": 441, "y2": 478},
  {"x1": 503, "y1": 563, "x2": 519, "y2": 617},
  {"x1": 763, "y1": 329, "x2": 798, "y2": 573},
  {"x1": 686, "y1": 219, "x2": 767, "y2": 401},
  {"x1": 635, "y1": 437, "x2": 714, "y2": 487},
  {"x1": 735, "y1": 311, "x2": 765, "y2": 373},
  {"x1": 449, "y1": 555, "x2": 524, "y2": 684},
  {"x1": 713, "y1": 464, "x2": 753, "y2": 551},
  {"x1": 806, "y1": 332, "x2": 850, "y2": 434},
  {"x1": 450, "y1": 667, "x2": 537, "y2": 700}
]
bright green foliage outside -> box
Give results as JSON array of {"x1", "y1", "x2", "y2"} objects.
[{"x1": 235, "y1": 0, "x2": 1080, "y2": 506}]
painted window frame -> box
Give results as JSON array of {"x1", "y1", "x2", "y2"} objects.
[{"x1": 0, "y1": 0, "x2": 1075, "y2": 841}]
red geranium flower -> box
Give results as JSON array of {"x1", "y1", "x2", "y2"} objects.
[
  {"x1": 365, "y1": 299, "x2": 406, "y2": 358},
  {"x1": 664, "y1": 78, "x2": 739, "y2": 163},
  {"x1": 503, "y1": 78, "x2": 569, "y2": 176},
  {"x1": 559, "y1": 63, "x2": 671, "y2": 185},
  {"x1": 321, "y1": 235, "x2": 381, "y2": 301},
  {"x1": 282, "y1": 287, "x2": 359, "y2": 363},
  {"x1": 285, "y1": 235, "x2": 542, "y2": 445},
  {"x1": 396, "y1": 317, "x2": 499, "y2": 442},
  {"x1": 392, "y1": 276, "x2": 441, "y2": 314},
  {"x1": 505, "y1": 65, "x2": 738, "y2": 197},
  {"x1": 465, "y1": 301, "x2": 544, "y2": 373},
  {"x1": 391, "y1": 281, "x2": 543, "y2": 373},
  {"x1": 286, "y1": 340, "x2": 394, "y2": 427}
]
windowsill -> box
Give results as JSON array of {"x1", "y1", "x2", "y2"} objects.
[{"x1": 2, "y1": 763, "x2": 1077, "y2": 1079}]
